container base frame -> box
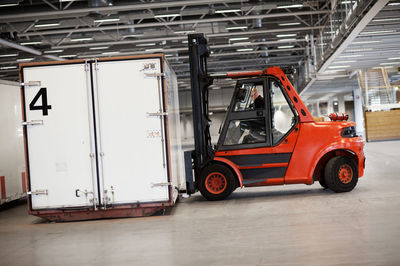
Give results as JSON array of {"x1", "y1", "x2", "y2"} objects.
[{"x1": 30, "y1": 206, "x2": 167, "y2": 222}]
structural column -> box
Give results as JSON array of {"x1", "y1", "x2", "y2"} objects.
[
  {"x1": 353, "y1": 86, "x2": 365, "y2": 140},
  {"x1": 337, "y1": 95, "x2": 346, "y2": 113}
]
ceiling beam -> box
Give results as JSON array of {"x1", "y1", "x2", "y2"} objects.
[
  {"x1": 17, "y1": 10, "x2": 329, "y2": 37},
  {"x1": 318, "y1": 0, "x2": 390, "y2": 73},
  {"x1": 0, "y1": 38, "x2": 65, "y2": 60},
  {"x1": 0, "y1": 0, "x2": 247, "y2": 22}
]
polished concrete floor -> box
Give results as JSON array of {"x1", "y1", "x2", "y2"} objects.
[{"x1": 1, "y1": 140, "x2": 400, "y2": 266}]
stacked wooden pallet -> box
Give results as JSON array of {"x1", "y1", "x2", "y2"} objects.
[{"x1": 365, "y1": 109, "x2": 400, "y2": 141}]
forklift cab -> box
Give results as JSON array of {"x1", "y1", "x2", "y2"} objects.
[{"x1": 217, "y1": 77, "x2": 298, "y2": 151}]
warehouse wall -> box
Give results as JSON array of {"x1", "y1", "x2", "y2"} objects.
[{"x1": 179, "y1": 88, "x2": 234, "y2": 150}]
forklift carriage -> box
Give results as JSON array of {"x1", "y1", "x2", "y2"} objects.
[{"x1": 186, "y1": 34, "x2": 365, "y2": 201}]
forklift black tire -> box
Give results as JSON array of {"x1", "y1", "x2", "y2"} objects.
[
  {"x1": 198, "y1": 163, "x2": 236, "y2": 201},
  {"x1": 324, "y1": 156, "x2": 358, "y2": 193},
  {"x1": 319, "y1": 176, "x2": 329, "y2": 189}
]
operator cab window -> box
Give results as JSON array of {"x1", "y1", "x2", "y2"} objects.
[
  {"x1": 270, "y1": 79, "x2": 296, "y2": 145},
  {"x1": 222, "y1": 79, "x2": 267, "y2": 147},
  {"x1": 223, "y1": 118, "x2": 266, "y2": 145},
  {"x1": 233, "y1": 83, "x2": 264, "y2": 112}
]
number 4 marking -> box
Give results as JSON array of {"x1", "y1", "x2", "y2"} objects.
[{"x1": 29, "y1": 87, "x2": 52, "y2": 116}]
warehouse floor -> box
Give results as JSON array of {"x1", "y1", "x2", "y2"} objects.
[{"x1": 1, "y1": 140, "x2": 400, "y2": 266}]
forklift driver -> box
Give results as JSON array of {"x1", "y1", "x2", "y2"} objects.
[{"x1": 249, "y1": 87, "x2": 265, "y2": 109}]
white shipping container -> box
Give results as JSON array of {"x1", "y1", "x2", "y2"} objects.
[
  {"x1": 0, "y1": 79, "x2": 26, "y2": 206},
  {"x1": 20, "y1": 55, "x2": 184, "y2": 221}
]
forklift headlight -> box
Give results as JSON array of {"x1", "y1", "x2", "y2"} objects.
[{"x1": 341, "y1": 126, "x2": 357, "y2": 138}]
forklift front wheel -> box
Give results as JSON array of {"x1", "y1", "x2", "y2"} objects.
[
  {"x1": 319, "y1": 176, "x2": 329, "y2": 189},
  {"x1": 324, "y1": 156, "x2": 358, "y2": 193},
  {"x1": 199, "y1": 164, "x2": 235, "y2": 201}
]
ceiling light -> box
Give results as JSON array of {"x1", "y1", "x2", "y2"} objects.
[
  {"x1": 59, "y1": 55, "x2": 77, "y2": 58},
  {"x1": 90, "y1": 46, "x2": 109, "y2": 50},
  {"x1": 328, "y1": 65, "x2": 351, "y2": 69},
  {"x1": 17, "y1": 58, "x2": 34, "y2": 62},
  {"x1": 94, "y1": 18, "x2": 120, "y2": 23},
  {"x1": 123, "y1": 34, "x2": 143, "y2": 38},
  {"x1": 35, "y1": 23, "x2": 60, "y2": 28},
  {"x1": 380, "y1": 62, "x2": 400, "y2": 65},
  {"x1": 102, "y1": 51, "x2": 120, "y2": 55},
  {"x1": 278, "y1": 45, "x2": 294, "y2": 49},
  {"x1": 333, "y1": 60, "x2": 357, "y2": 63},
  {"x1": 346, "y1": 48, "x2": 373, "y2": 52},
  {"x1": 136, "y1": 43, "x2": 156, "y2": 47},
  {"x1": 20, "y1": 41, "x2": 41, "y2": 45},
  {"x1": 215, "y1": 9, "x2": 241, "y2": 13},
  {"x1": 236, "y1": 48, "x2": 253, "y2": 52},
  {"x1": 276, "y1": 34, "x2": 297, "y2": 37},
  {"x1": 388, "y1": 57, "x2": 400, "y2": 60},
  {"x1": 154, "y1": 13, "x2": 180, "y2": 18},
  {"x1": 71, "y1": 38, "x2": 93, "y2": 42},
  {"x1": 0, "y1": 53, "x2": 18, "y2": 57},
  {"x1": 174, "y1": 30, "x2": 195, "y2": 34},
  {"x1": 0, "y1": 66, "x2": 17, "y2": 69},
  {"x1": 226, "y1": 26, "x2": 248, "y2": 30},
  {"x1": 165, "y1": 54, "x2": 173, "y2": 57},
  {"x1": 229, "y1": 37, "x2": 249, "y2": 41},
  {"x1": 388, "y1": 2, "x2": 400, "y2": 6},
  {"x1": 341, "y1": 1, "x2": 356, "y2": 4},
  {"x1": 277, "y1": 4, "x2": 303, "y2": 9},
  {"x1": 233, "y1": 42, "x2": 252, "y2": 45},
  {"x1": 44, "y1": 49, "x2": 63, "y2": 53},
  {"x1": 145, "y1": 48, "x2": 163, "y2": 52},
  {"x1": 278, "y1": 22, "x2": 301, "y2": 26},
  {"x1": 360, "y1": 30, "x2": 395, "y2": 35},
  {"x1": 339, "y1": 54, "x2": 363, "y2": 58},
  {"x1": 182, "y1": 40, "x2": 188, "y2": 44},
  {"x1": 351, "y1": 40, "x2": 381, "y2": 44},
  {"x1": 324, "y1": 69, "x2": 346, "y2": 73},
  {"x1": 0, "y1": 3, "x2": 19, "y2": 7},
  {"x1": 278, "y1": 38, "x2": 297, "y2": 42},
  {"x1": 373, "y1": 18, "x2": 400, "y2": 22}
]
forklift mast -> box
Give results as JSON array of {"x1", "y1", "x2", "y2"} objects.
[{"x1": 188, "y1": 34, "x2": 214, "y2": 181}]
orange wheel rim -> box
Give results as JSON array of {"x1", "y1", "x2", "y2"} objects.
[
  {"x1": 205, "y1": 172, "x2": 227, "y2": 194},
  {"x1": 338, "y1": 164, "x2": 353, "y2": 184}
]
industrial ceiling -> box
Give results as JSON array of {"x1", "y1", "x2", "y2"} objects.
[
  {"x1": 0, "y1": 0, "x2": 332, "y2": 82},
  {"x1": 0, "y1": 0, "x2": 399, "y2": 100}
]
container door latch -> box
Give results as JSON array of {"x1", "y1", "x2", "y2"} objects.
[
  {"x1": 22, "y1": 120, "x2": 44, "y2": 126},
  {"x1": 27, "y1": 189, "x2": 48, "y2": 195},
  {"x1": 151, "y1": 182, "x2": 172, "y2": 188},
  {"x1": 147, "y1": 112, "x2": 168, "y2": 117}
]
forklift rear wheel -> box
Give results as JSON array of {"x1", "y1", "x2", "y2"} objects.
[
  {"x1": 324, "y1": 156, "x2": 358, "y2": 193},
  {"x1": 199, "y1": 164, "x2": 235, "y2": 201}
]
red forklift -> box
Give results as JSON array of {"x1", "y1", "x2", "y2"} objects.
[{"x1": 185, "y1": 34, "x2": 365, "y2": 201}]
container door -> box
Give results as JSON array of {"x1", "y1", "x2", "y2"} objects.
[
  {"x1": 93, "y1": 58, "x2": 170, "y2": 205},
  {"x1": 22, "y1": 63, "x2": 98, "y2": 210}
]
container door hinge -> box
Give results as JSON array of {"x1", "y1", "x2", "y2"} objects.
[
  {"x1": 152, "y1": 182, "x2": 172, "y2": 188},
  {"x1": 22, "y1": 120, "x2": 43, "y2": 126},
  {"x1": 20, "y1": 81, "x2": 41, "y2": 87},
  {"x1": 144, "y1": 72, "x2": 165, "y2": 78},
  {"x1": 27, "y1": 189, "x2": 48, "y2": 195},
  {"x1": 147, "y1": 112, "x2": 168, "y2": 117}
]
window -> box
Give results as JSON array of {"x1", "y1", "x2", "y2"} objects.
[
  {"x1": 270, "y1": 79, "x2": 296, "y2": 145},
  {"x1": 233, "y1": 83, "x2": 264, "y2": 112},
  {"x1": 223, "y1": 118, "x2": 266, "y2": 145}
]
